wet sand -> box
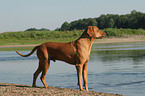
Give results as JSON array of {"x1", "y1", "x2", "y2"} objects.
[{"x1": 0, "y1": 83, "x2": 123, "y2": 96}]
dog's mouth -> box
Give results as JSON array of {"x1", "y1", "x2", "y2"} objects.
[
  {"x1": 96, "y1": 36, "x2": 104, "y2": 39},
  {"x1": 96, "y1": 33, "x2": 106, "y2": 39}
]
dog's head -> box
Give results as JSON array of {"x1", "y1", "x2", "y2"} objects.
[{"x1": 86, "y1": 26, "x2": 106, "y2": 39}]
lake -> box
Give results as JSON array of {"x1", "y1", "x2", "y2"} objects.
[{"x1": 0, "y1": 42, "x2": 145, "y2": 96}]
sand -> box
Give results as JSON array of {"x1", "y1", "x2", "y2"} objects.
[{"x1": 0, "y1": 83, "x2": 123, "y2": 96}]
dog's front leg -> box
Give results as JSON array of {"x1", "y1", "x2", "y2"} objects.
[
  {"x1": 83, "y1": 60, "x2": 89, "y2": 91},
  {"x1": 75, "y1": 64, "x2": 84, "y2": 91}
]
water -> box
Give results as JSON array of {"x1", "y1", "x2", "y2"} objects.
[{"x1": 1, "y1": 42, "x2": 145, "y2": 96}]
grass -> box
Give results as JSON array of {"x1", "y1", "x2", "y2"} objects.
[
  {"x1": 0, "y1": 30, "x2": 82, "y2": 45},
  {"x1": 0, "y1": 30, "x2": 82, "y2": 40},
  {"x1": 0, "y1": 28, "x2": 145, "y2": 46},
  {"x1": 0, "y1": 46, "x2": 34, "y2": 51},
  {"x1": 104, "y1": 28, "x2": 145, "y2": 37}
]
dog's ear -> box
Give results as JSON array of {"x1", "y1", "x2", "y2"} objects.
[{"x1": 87, "y1": 26, "x2": 96, "y2": 38}]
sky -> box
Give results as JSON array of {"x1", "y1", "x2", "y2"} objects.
[{"x1": 0, "y1": 0, "x2": 145, "y2": 33}]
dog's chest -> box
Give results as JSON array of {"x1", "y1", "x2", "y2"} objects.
[{"x1": 76, "y1": 41, "x2": 92, "y2": 64}]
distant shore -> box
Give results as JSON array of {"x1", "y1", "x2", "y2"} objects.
[
  {"x1": 94, "y1": 37, "x2": 145, "y2": 44},
  {"x1": 0, "y1": 37, "x2": 145, "y2": 48},
  {"x1": 0, "y1": 83, "x2": 123, "y2": 96}
]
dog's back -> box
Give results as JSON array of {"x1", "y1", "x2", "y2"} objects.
[{"x1": 37, "y1": 41, "x2": 77, "y2": 64}]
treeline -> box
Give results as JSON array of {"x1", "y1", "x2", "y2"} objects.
[
  {"x1": 57, "y1": 10, "x2": 145, "y2": 31},
  {"x1": 25, "y1": 28, "x2": 50, "y2": 31}
]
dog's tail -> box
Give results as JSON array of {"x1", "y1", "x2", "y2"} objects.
[{"x1": 16, "y1": 45, "x2": 40, "y2": 57}]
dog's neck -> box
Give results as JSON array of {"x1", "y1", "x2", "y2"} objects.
[
  {"x1": 75, "y1": 32, "x2": 95, "y2": 50},
  {"x1": 78, "y1": 31, "x2": 95, "y2": 43}
]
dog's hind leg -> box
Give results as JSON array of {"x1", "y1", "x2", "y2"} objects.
[
  {"x1": 32, "y1": 62, "x2": 42, "y2": 87},
  {"x1": 40, "y1": 60, "x2": 50, "y2": 88}
]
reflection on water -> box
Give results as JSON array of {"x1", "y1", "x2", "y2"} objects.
[
  {"x1": 90, "y1": 42, "x2": 145, "y2": 72},
  {"x1": 0, "y1": 42, "x2": 145, "y2": 96}
]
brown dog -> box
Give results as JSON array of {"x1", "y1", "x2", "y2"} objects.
[{"x1": 16, "y1": 26, "x2": 106, "y2": 91}]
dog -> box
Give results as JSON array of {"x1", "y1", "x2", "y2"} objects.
[{"x1": 16, "y1": 26, "x2": 106, "y2": 91}]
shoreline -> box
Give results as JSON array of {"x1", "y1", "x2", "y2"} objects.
[
  {"x1": 0, "y1": 37, "x2": 145, "y2": 48},
  {"x1": 0, "y1": 83, "x2": 123, "y2": 96},
  {"x1": 94, "y1": 37, "x2": 145, "y2": 44}
]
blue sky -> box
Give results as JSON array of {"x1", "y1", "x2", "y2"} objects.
[{"x1": 0, "y1": 0, "x2": 145, "y2": 33}]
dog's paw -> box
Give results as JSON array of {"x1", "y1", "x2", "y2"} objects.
[
  {"x1": 32, "y1": 85, "x2": 37, "y2": 87},
  {"x1": 45, "y1": 86, "x2": 51, "y2": 88},
  {"x1": 80, "y1": 89, "x2": 86, "y2": 91}
]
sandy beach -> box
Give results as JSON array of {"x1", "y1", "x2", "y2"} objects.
[{"x1": 0, "y1": 83, "x2": 123, "y2": 96}]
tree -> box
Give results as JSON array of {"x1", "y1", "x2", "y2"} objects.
[
  {"x1": 107, "y1": 18, "x2": 114, "y2": 28},
  {"x1": 25, "y1": 28, "x2": 50, "y2": 31},
  {"x1": 60, "y1": 21, "x2": 70, "y2": 31},
  {"x1": 39, "y1": 28, "x2": 50, "y2": 31},
  {"x1": 88, "y1": 19, "x2": 98, "y2": 26},
  {"x1": 59, "y1": 10, "x2": 145, "y2": 31},
  {"x1": 119, "y1": 15, "x2": 129, "y2": 28},
  {"x1": 140, "y1": 15, "x2": 145, "y2": 29},
  {"x1": 97, "y1": 14, "x2": 106, "y2": 29},
  {"x1": 25, "y1": 28, "x2": 38, "y2": 31}
]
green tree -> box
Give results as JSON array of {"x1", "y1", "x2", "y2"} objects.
[
  {"x1": 88, "y1": 19, "x2": 98, "y2": 26},
  {"x1": 108, "y1": 18, "x2": 114, "y2": 28},
  {"x1": 97, "y1": 14, "x2": 106, "y2": 29},
  {"x1": 60, "y1": 21, "x2": 70, "y2": 31},
  {"x1": 59, "y1": 10, "x2": 145, "y2": 30},
  {"x1": 25, "y1": 28, "x2": 38, "y2": 31},
  {"x1": 39, "y1": 28, "x2": 50, "y2": 31}
]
